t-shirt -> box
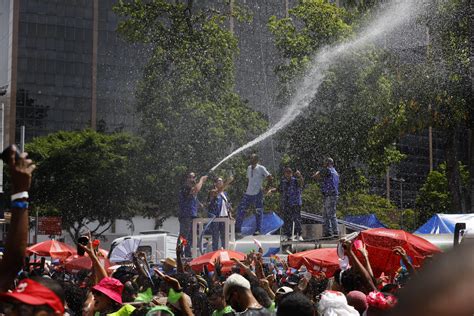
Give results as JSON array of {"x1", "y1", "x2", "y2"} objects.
[
  {"x1": 178, "y1": 185, "x2": 199, "y2": 218},
  {"x1": 212, "y1": 305, "x2": 234, "y2": 316},
  {"x1": 321, "y1": 167, "x2": 339, "y2": 196},
  {"x1": 246, "y1": 164, "x2": 271, "y2": 195}
]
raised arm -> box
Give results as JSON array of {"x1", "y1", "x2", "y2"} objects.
[
  {"x1": 295, "y1": 170, "x2": 304, "y2": 188},
  {"x1": 0, "y1": 147, "x2": 36, "y2": 292},
  {"x1": 343, "y1": 240, "x2": 377, "y2": 292},
  {"x1": 191, "y1": 175, "x2": 208, "y2": 195},
  {"x1": 80, "y1": 235, "x2": 108, "y2": 284}
]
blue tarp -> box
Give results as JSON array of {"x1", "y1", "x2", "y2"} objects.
[
  {"x1": 414, "y1": 213, "x2": 474, "y2": 234},
  {"x1": 241, "y1": 211, "x2": 284, "y2": 236},
  {"x1": 343, "y1": 214, "x2": 386, "y2": 228}
]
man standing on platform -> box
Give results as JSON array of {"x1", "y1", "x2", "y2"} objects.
[
  {"x1": 178, "y1": 172, "x2": 208, "y2": 257},
  {"x1": 312, "y1": 158, "x2": 340, "y2": 238},
  {"x1": 279, "y1": 167, "x2": 304, "y2": 241},
  {"x1": 235, "y1": 154, "x2": 273, "y2": 236}
]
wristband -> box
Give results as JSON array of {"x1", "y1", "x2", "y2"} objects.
[
  {"x1": 168, "y1": 288, "x2": 183, "y2": 304},
  {"x1": 11, "y1": 201, "x2": 29, "y2": 209},
  {"x1": 11, "y1": 191, "x2": 29, "y2": 201}
]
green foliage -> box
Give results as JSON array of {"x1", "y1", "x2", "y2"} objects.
[
  {"x1": 25, "y1": 130, "x2": 147, "y2": 239},
  {"x1": 339, "y1": 191, "x2": 399, "y2": 228},
  {"x1": 268, "y1": 0, "x2": 352, "y2": 97},
  {"x1": 268, "y1": 0, "x2": 405, "y2": 190},
  {"x1": 416, "y1": 162, "x2": 470, "y2": 223},
  {"x1": 114, "y1": 1, "x2": 267, "y2": 216}
]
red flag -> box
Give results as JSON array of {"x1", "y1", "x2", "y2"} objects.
[{"x1": 178, "y1": 235, "x2": 188, "y2": 246}]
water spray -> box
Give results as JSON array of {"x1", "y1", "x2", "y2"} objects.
[{"x1": 210, "y1": 0, "x2": 424, "y2": 172}]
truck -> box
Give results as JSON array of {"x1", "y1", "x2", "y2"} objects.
[{"x1": 109, "y1": 231, "x2": 178, "y2": 263}]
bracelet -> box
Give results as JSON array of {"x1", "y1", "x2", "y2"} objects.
[
  {"x1": 11, "y1": 191, "x2": 29, "y2": 201},
  {"x1": 11, "y1": 201, "x2": 29, "y2": 209}
]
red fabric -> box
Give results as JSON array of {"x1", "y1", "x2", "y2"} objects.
[
  {"x1": 287, "y1": 248, "x2": 340, "y2": 277},
  {"x1": 355, "y1": 228, "x2": 442, "y2": 276},
  {"x1": 189, "y1": 250, "x2": 246, "y2": 272},
  {"x1": 64, "y1": 255, "x2": 112, "y2": 273},
  {"x1": 26, "y1": 240, "x2": 76, "y2": 259},
  {"x1": 0, "y1": 279, "x2": 64, "y2": 313}
]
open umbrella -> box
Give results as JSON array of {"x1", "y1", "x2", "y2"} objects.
[
  {"x1": 354, "y1": 228, "x2": 442, "y2": 276},
  {"x1": 189, "y1": 250, "x2": 246, "y2": 272},
  {"x1": 288, "y1": 248, "x2": 340, "y2": 277},
  {"x1": 26, "y1": 240, "x2": 76, "y2": 259},
  {"x1": 109, "y1": 238, "x2": 140, "y2": 263},
  {"x1": 65, "y1": 255, "x2": 111, "y2": 273}
]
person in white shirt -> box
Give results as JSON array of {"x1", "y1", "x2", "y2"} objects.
[{"x1": 235, "y1": 154, "x2": 273, "y2": 235}]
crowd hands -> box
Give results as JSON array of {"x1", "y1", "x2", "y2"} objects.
[{"x1": 1, "y1": 150, "x2": 474, "y2": 315}]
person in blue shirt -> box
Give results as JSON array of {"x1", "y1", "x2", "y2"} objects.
[
  {"x1": 312, "y1": 157, "x2": 340, "y2": 238},
  {"x1": 178, "y1": 172, "x2": 208, "y2": 257},
  {"x1": 278, "y1": 167, "x2": 304, "y2": 241},
  {"x1": 208, "y1": 176, "x2": 234, "y2": 251}
]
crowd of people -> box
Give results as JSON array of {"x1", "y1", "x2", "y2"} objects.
[{"x1": 1, "y1": 146, "x2": 473, "y2": 316}]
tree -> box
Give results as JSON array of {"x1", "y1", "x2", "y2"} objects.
[
  {"x1": 416, "y1": 162, "x2": 470, "y2": 223},
  {"x1": 268, "y1": 0, "x2": 404, "y2": 191},
  {"x1": 114, "y1": 0, "x2": 267, "y2": 217},
  {"x1": 25, "y1": 130, "x2": 147, "y2": 240},
  {"x1": 385, "y1": 0, "x2": 473, "y2": 212}
]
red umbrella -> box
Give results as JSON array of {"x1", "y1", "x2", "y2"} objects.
[
  {"x1": 355, "y1": 228, "x2": 442, "y2": 276},
  {"x1": 64, "y1": 255, "x2": 111, "y2": 273},
  {"x1": 190, "y1": 250, "x2": 246, "y2": 272},
  {"x1": 288, "y1": 248, "x2": 340, "y2": 277},
  {"x1": 26, "y1": 240, "x2": 76, "y2": 259}
]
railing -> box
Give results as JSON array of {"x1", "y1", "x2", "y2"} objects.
[{"x1": 191, "y1": 217, "x2": 235, "y2": 258}]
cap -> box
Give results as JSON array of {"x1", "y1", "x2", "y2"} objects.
[
  {"x1": 276, "y1": 286, "x2": 294, "y2": 295},
  {"x1": 223, "y1": 274, "x2": 250, "y2": 297},
  {"x1": 160, "y1": 258, "x2": 177, "y2": 268},
  {"x1": 0, "y1": 278, "x2": 64, "y2": 313},
  {"x1": 92, "y1": 277, "x2": 124, "y2": 304}
]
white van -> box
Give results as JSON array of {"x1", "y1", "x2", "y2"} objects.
[{"x1": 109, "y1": 231, "x2": 178, "y2": 263}]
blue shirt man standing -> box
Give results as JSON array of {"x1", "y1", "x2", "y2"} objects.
[
  {"x1": 279, "y1": 167, "x2": 304, "y2": 241},
  {"x1": 312, "y1": 158, "x2": 340, "y2": 238},
  {"x1": 178, "y1": 172, "x2": 208, "y2": 257}
]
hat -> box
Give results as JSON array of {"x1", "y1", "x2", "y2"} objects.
[
  {"x1": 0, "y1": 278, "x2": 64, "y2": 313},
  {"x1": 92, "y1": 277, "x2": 124, "y2": 304},
  {"x1": 317, "y1": 290, "x2": 359, "y2": 316},
  {"x1": 196, "y1": 275, "x2": 208, "y2": 289},
  {"x1": 276, "y1": 286, "x2": 294, "y2": 295},
  {"x1": 161, "y1": 258, "x2": 177, "y2": 268},
  {"x1": 223, "y1": 274, "x2": 250, "y2": 297}
]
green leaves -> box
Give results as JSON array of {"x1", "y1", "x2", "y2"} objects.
[
  {"x1": 25, "y1": 130, "x2": 147, "y2": 239},
  {"x1": 114, "y1": 1, "x2": 267, "y2": 216}
]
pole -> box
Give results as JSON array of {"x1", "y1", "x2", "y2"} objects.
[
  {"x1": 20, "y1": 125, "x2": 25, "y2": 152},
  {"x1": 386, "y1": 167, "x2": 390, "y2": 201},
  {"x1": 0, "y1": 103, "x2": 4, "y2": 193}
]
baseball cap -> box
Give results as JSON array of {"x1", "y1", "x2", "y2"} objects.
[
  {"x1": 276, "y1": 286, "x2": 294, "y2": 295},
  {"x1": 223, "y1": 274, "x2": 250, "y2": 298},
  {"x1": 92, "y1": 277, "x2": 124, "y2": 304},
  {"x1": 0, "y1": 278, "x2": 64, "y2": 313}
]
